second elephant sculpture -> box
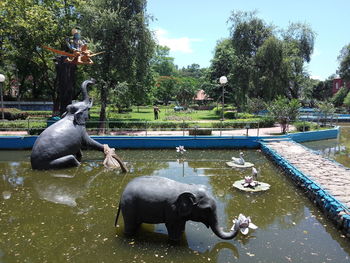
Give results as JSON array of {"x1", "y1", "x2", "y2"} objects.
[
  {"x1": 115, "y1": 176, "x2": 248, "y2": 241},
  {"x1": 31, "y1": 79, "x2": 127, "y2": 171}
]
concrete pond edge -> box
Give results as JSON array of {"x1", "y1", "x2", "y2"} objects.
[{"x1": 260, "y1": 140, "x2": 350, "y2": 238}]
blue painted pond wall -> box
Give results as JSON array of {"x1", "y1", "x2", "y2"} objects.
[{"x1": 0, "y1": 127, "x2": 339, "y2": 150}]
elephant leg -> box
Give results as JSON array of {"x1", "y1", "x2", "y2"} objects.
[
  {"x1": 122, "y1": 209, "x2": 141, "y2": 236},
  {"x1": 166, "y1": 221, "x2": 186, "y2": 241},
  {"x1": 75, "y1": 150, "x2": 83, "y2": 162},
  {"x1": 123, "y1": 219, "x2": 140, "y2": 236},
  {"x1": 49, "y1": 155, "x2": 81, "y2": 169}
]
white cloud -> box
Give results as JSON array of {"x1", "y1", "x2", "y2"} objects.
[
  {"x1": 310, "y1": 75, "x2": 324, "y2": 81},
  {"x1": 154, "y1": 28, "x2": 201, "y2": 54}
]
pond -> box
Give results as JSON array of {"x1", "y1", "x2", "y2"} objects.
[
  {"x1": 302, "y1": 125, "x2": 350, "y2": 168},
  {"x1": 0, "y1": 149, "x2": 350, "y2": 263}
]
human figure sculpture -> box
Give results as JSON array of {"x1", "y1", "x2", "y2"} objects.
[
  {"x1": 153, "y1": 105, "x2": 160, "y2": 120},
  {"x1": 30, "y1": 79, "x2": 127, "y2": 171},
  {"x1": 115, "y1": 176, "x2": 254, "y2": 241},
  {"x1": 66, "y1": 28, "x2": 86, "y2": 53}
]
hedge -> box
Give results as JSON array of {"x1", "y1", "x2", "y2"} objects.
[
  {"x1": 0, "y1": 108, "x2": 28, "y2": 120},
  {"x1": 211, "y1": 117, "x2": 275, "y2": 129},
  {"x1": 293, "y1": 121, "x2": 319, "y2": 132}
]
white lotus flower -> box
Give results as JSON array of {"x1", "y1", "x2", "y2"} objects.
[
  {"x1": 231, "y1": 214, "x2": 258, "y2": 235},
  {"x1": 242, "y1": 176, "x2": 259, "y2": 188},
  {"x1": 176, "y1": 145, "x2": 186, "y2": 154}
]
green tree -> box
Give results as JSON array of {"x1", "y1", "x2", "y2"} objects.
[
  {"x1": 151, "y1": 45, "x2": 176, "y2": 76},
  {"x1": 316, "y1": 100, "x2": 335, "y2": 126},
  {"x1": 0, "y1": 0, "x2": 82, "y2": 108},
  {"x1": 206, "y1": 39, "x2": 236, "y2": 103},
  {"x1": 254, "y1": 36, "x2": 288, "y2": 100},
  {"x1": 228, "y1": 10, "x2": 273, "y2": 107},
  {"x1": 343, "y1": 91, "x2": 350, "y2": 109},
  {"x1": 282, "y1": 23, "x2": 316, "y2": 99},
  {"x1": 178, "y1": 64, "x2": 205, "y2": 79},
  {"x1": 311, "y1": 77, "x2": 333, "y2": 102},
  {"x1": 246, "y1": 97, "x2": 266, "y2": 114},
  {"x1": 175, "y1": 77, "x2": 198, "y2": 107},
  {"x1": 332, "y1": 86, "x2": 348, "y2": 107},
  {"x1": 338, "y1": 44, "x2": 350, "y2": 82},
  {"x1": 154, "y1": 76, "x2": 179, "y2": 105},
  {"x1": 79, "y1": 0, "x2": 155, "y2": 131},
  {"x1": 268, "y1": 96, "x2": 300, "y2": 133}
]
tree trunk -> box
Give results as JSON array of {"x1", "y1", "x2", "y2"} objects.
[{"x1": 56, "y1": 56, "x2": 77, "y2": 115}]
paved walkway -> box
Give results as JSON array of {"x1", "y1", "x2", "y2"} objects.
[
  {"x1": 264, "y1": 140, "x2": 350, "y2": 209},
  {"x1": 0, "y1": 125, "x2": 294, "y2": 137},
  {"x1": 109, "y1": 125, "x2": 294, "y2": 136}
]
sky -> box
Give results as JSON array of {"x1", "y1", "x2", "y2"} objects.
[{"x1": 147, "y1": 0, "x2": 350, "y2": 81}]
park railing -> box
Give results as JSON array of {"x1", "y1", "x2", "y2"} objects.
[{"x1": 0, "y1": 119, "x2": 267, "y2": 137}]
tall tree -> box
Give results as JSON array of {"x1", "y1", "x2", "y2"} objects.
[
  {"x1": 150, "y1": 45, "x2": 176, "y2": 76},
  {"x1": 332, "y1": 86, "x2": 348, "y2": 107},
  {"x1": 0, "y1": 0, "x2": 82, "y2": 111},
  {"x1": 206, "y1": 39, "x2": 236, "y2": 103},
  {"x1": 153, "y1": 76, "x2": 179, "y2": 105},
  {"x1": 175, "y1": 77, "x2": 198, "y2": 107},
  {"x1": 79, "y1": 0, "x2": 155, "y2": 131},
  {"x1": 228, "y1": 10, "x2": 273, "y2": 108},
  {"x1": 282, "y1": 22, "x2": 316, "y2": 98},
  {"x1": 338, "y1": 44, "x2": 350, "y2": 82},
  {"x1": 254, "y1": 36, "x2": 288, "y2": 100}
]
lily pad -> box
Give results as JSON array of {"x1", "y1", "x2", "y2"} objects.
[
  {"x1": 232, "y1": 180, "x2": 271, "y2": 192},
  {"x1": 226, "y1": 161, "x2": 254, "y2": 168}
]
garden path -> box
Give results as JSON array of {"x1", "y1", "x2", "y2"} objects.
[
  {"x1": 265, "y1": 140, "x2": 350, "y2": 210},
  {"x1": 0, "y1": 125, "x2": 292, "y2": 136}
]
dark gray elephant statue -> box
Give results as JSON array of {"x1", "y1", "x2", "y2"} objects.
[
  {"x1": 115, "y1": 176, "x2": 243, "y2": 241},
  {"x1": 31, "y1": 79, "x2": 126, "y2": 171}
]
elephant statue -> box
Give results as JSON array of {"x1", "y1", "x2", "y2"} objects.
[
  {"x1": 115, "y1": 176, "x2": 244, "y2": 241},
  {"x1": 31, "y1": 79, "x2": 126, "y2": 171}
]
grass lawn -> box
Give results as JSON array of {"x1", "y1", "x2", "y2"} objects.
[{"x1": 90, "y1": 105, "x2": 221, "y2": 122}]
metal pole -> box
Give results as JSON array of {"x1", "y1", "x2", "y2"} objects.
[
  {"x1": 145, "y1": 121, "x2": 148, "y2": 136},
  {"x1": 220, "y1": 120, "x2": 222, "y2": 136},
  {"x1": 182, "y1": 120, "x2": 185, "y2": 136},
  {"x1": 221, "y1": 84, "x2": 224, "y2": 121},
  {"x1": 0, "y1": 82, "x2": 4, "y2": 120}
]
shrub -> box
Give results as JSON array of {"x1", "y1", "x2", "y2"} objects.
[
  {"x1": 293, "y1": 121, "x2": 318, "y2": 132},
  {"x1": 235, "y1": 112, "x2": 255, "y2": 119},
  {"x1": 25, "y1": 111, "x2": 52, "y2": 117},
  {"x1": 189, "y1": 128, "x2": 212, "y2": 135},
  {"x1": 211, "y1": 117, "x2": 274, "y2": 129},
  {"x1": 223, "y1": 111, "x2": 236, "y2": 119},
  {"x1": 213, "y1": 107, "x2": 222, "y2": 116},
  {"x1": 267, "y1": 96, "x2": 300, "y2": 134},
  {"x1": 1, "y1": 108, "x2": 28, "y2": 120}
]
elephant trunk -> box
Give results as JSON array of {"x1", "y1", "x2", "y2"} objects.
[
  {"x1": 81, "y1": 79, "x2": 96, "y2": 103},
  {"x1": 209, "y1": 216, "x2": 239, "y2": 240}
]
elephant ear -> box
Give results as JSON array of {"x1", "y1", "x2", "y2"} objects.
[
  {"x1": 175, "y1": 192, "x2": 197, "y2": 217},
  {"x1": 74, "y1": 108, "x2": 87, "y2": 125}
]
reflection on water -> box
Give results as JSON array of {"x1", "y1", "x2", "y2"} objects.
[
  {"x1": 302, "y1": 125, "x2": 350, "y2": 168},
  {"x1": 0, "y1": 149, "x2": 349, "y2": 262}
]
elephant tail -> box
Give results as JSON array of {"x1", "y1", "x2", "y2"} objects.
[{"x1": 114, "y1": 202, "x2": 121, "y2": 227}]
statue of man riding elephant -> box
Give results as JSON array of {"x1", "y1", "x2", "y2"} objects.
[{"x1": 31, "y1": 79, "x2": 127, "y2": 172}]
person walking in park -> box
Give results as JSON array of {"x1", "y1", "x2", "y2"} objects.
[{"x1": 154, "y1": 105, "x2": 160, "y2": 120}]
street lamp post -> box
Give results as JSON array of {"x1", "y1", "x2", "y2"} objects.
[
  {"x1": 219, "y1": 76, "x2": 228, "y2": 121},
  {"x1": 0, "y1": 74, "x2": 5, "y2": 120}
]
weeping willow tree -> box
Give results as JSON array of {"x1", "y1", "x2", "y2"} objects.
[{"x1": 79, "y1": 0, "x2": 155, "y2": 132}]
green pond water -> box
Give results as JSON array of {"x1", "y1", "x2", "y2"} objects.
[
  {"x1": 0, "y1": 148, "x2": 350, "y2": 262},
  {"x1": 302, "y1": 125, "x2": 350, "y2": 168}
]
